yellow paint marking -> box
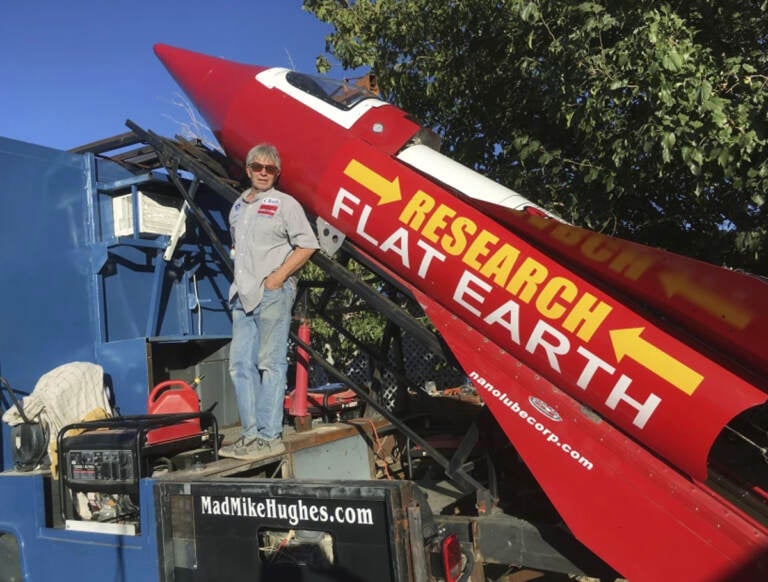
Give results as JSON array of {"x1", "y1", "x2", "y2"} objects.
[
  {"x1": 609, "y1": 327, "x2": 703, "y2": 395},
  {"x1": 659, "y1": 271, "x2": 751, "y2": 330},
  {"x1": 344, "y1": 159, "x2": 402, "y2": 205}
]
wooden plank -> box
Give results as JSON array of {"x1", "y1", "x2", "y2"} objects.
[{"x1": 160, "y1": 418, "x2": 393, "y2": 480}]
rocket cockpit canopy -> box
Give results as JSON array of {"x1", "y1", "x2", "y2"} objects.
[{"x1": 286, "y1": 71, "x2": 379, "y2": 111}]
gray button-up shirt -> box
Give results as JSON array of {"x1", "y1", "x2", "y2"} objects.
[{"x1": 228, "y1": 187, "x2": 319, "y2": 313}]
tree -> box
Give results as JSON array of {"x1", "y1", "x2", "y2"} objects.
[{"x1": 303, "y1": 0, "x2": 768, "y2": 274}]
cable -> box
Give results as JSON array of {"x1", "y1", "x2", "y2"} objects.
[
  {"x1": 0, "y1": 377, "x2": 31, "y2": 423},
  {"x1": 346, "y1": 417, "x2": 391, "y2": 479}
]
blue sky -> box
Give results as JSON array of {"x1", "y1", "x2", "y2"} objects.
[{"x1": 0, "y1": 2, "x2": 337, "y2": 150}]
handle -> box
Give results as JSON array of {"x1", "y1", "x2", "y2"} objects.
[{"x1": 148, "y1": 380, "x2": 194, "y2": 404}]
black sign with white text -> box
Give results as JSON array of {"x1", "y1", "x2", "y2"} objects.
[{"x1": 155, "y1": 480, "x2": 419, "y2": 582}]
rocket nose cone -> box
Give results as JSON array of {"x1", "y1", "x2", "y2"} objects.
[
  {"x1": 153, "y1": 43, "x2": 188, "y2": 67},
  {"x1": 153, "y1": 44, "x2": 266, "y2": 133}
]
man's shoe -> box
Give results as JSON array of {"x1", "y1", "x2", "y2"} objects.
[
  {"x1": 219, "y1": 436, "x2": 252, "y2": 458},
  {"x1": 231, "y1": 437, "x2": 285, "y2": 460},
  {"x1": 260, "y1": 438, "x2": 286, "y2": 457},
  {"x1": 219, "y1": 436, "x2": 285, "y2": 460}
]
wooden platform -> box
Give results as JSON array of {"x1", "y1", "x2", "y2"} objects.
[{"x1": 162, "y1": 416, "x2": 393, "y2": 480}]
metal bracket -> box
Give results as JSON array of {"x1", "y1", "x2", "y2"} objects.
[{"x1": 316, "y1": 217, "x2": 346, "y2": 256}]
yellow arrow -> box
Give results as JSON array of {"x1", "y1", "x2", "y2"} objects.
[
  {"x1": 344, "y1": 159, "x2": 402, "y2": 205},
  {"x1": 659, "y1": 270, "x2": 751, "y2": 330},
  {"x1": 609, "y1": 327, "x2": 703, "y2": 396}
]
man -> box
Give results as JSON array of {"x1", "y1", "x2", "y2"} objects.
[{"x1": 221, "y1": 143, "x2": 319, "y2": 459}]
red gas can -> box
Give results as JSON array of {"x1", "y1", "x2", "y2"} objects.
[{"x1": 146, "y1": 380, "x2": 201, "y2": 444}]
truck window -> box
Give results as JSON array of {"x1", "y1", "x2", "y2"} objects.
[{"x1": 0, "y1": 532, "x2": 22, "y2": 581}]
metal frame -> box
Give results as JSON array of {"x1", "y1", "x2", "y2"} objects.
[{"x1": 57, "y1": 411, "x2": 218, "y2": 523}]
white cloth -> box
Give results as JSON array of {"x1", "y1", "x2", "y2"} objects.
[{"x1": 1, "y1": 362, "x2": 113, "y2": 444}]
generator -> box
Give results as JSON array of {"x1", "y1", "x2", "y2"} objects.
[{"x1": 58, "y1": 411, "x2": 218, "y2": 533}]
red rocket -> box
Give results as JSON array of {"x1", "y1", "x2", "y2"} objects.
[{"x1": 154, "y1": 44, "x2": 768, "y2": 580}]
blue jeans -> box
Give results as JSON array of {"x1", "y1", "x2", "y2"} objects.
[{"x1": 229, "y1": 279, "x2": 296, "y2": 441}]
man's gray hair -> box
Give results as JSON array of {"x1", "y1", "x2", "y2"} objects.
[{"x1": 245, "y1": 143, "x2": 281, "y2": 170}]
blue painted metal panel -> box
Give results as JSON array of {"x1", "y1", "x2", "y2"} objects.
[
  {"x1": 95, "y1": 337, "x2": 153, "y2": 415},
  {"x1": 1, "y1": 136, "x2": 234, "y2": 469},
  {"x1": 97, "y1": 191, "x2": 232, "y2": 343},
  {"x1": 0, "y1": 474, "x2": 160, "y2": 581},
  {"x1": 0, "y1": 137, "x2": 97, "y2": 392},
  {"x1": 0, "y1": 134, "x2": 237, "y2": 580}
]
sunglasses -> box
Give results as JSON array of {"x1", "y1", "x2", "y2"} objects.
[{"x1": 248, "y1": 162, "x2": 279, "y2": 175}]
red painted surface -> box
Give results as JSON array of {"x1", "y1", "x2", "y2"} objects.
[
  {"x1": 481, "y1": 203, "x2": 768, "y2": 382},
  {"x1": 154, "y1": 44, "x2": 768, "y2": 580},
  {"x1": 290, "y1": 319, "x2": 312, "y2": 417},
  {"x1": 146, "y1": 379, "x2": 201, "y2": 444}
]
